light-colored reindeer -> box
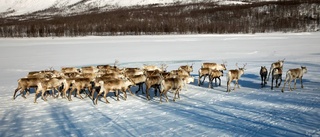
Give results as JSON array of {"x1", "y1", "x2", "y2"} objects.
[
  {"x1": 281, "y1": 66, "x2": 307, "y2": 92},
  {"x1": 267, "y1": 59, "x2": 285, "y2": 81},
  {"x1": 226, "y1": 63, "x2": 247, "y2": 92}
]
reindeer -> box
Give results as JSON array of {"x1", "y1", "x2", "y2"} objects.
[
  {"x1": 201, "y1": 61, "x2": 227, "y2": 71},
  {"x1": 171, "y1": 69, "x2": 189, "y2": 76},
  {"x1": 178, "y1": 63, "x2": 194, "y2": 75},
  {"x1": 94, "y1": 78, "x2": 134, "y2": 105},
  {"x1": 68, "y1": 77, "x2": 93, "y2": 101},
  {"x1": 271, "y1": 67, "x2": 282, "y2": 90},
  {"x1": 267, "y1": 59, "x2": 285, "y2": 81},
  {"x1": 128, "y1": 74, "x2": 147, "y2": 94},
  {"x1": 198, "y1": 68, "x2": 211, "y2": 86},
  {"x1": 160, "y1": 77, "x2": 184, "y2": 103},
  {"x1": 34, "y1": 78, "x2": 67, "y2": 103},
  {"x1": 226, "y1": 63, "x2": 247, "y2": 92},
  {"x1": 145, "y1": 75, "x2": 163, "y2": 100},
  {"x1": 13, "y1": 78, "x2": 42, "y2": 100},
  {"x1": 143, "y1": 63, "x2": 167, "y2": 72},
  {"x1": 123, "y1": 68, "x2": 144, "y2": 77},
  {"x1": 79, "y1": 66, "x2": 98, "y2": 73},
  {"x1": 198, "y1": 61, "x2": 227, "y2": 86},
  {"x1": 260, "y1": 66, "x2": 268, "y2": 88},
  {"x1": 144, "y1": 69, "x2": 161, "y2": 77},
  {"x1": 208, "y1": 69, "x2": 223, "y2": 89},
  {"x1": 61, "y1": 67, "x2": 80, "y2": 73},
  {"x1": 177, "y1": 75, "x2": 194, "y2": 90},
  {"x1": 281, "y1": 66, "x2": 307, "y2": 92}
]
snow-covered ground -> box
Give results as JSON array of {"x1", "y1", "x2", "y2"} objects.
[{"x1": 0, "y1": 33, "x2": 320, "y2": 136}]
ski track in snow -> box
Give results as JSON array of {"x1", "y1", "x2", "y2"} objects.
[{"x1": 0, "y1": 33, "x2": 320, "y2": 136}]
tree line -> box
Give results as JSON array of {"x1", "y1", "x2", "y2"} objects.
[{"x1": 0, "y1": 0, "x2": 319, "y2": 37}]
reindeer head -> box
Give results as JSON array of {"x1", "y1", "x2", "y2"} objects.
[
  {"x1": 301, "y1": 66, "x2": 307, "y2": 74},
  {"x1": 160, "y1": 64, "x2": 168, "y2": 72},
  {"x1": 236, "y1": 63, "x2": 247, "y2": 72},
  {"x1": 261, "y1": 66, "x2": 267, "y2": 72},
  {"x1": 221, "y1": 60, "x2": 228, "y2": 70}
]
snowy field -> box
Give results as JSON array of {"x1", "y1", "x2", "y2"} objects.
[{"x1": 0, "y1": 33, "x2": 320, "y2": 136}]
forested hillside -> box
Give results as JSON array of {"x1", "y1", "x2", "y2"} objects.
[{"x1": 0, "y1": 0, "x2": 319, "y2": 37}]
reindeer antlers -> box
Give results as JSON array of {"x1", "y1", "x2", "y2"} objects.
[
  {"x1": 222, "y1": 60, "x2": 227, "y2": 64},
  {"x1": 160, "y1": 63, "x2": 168, "y2": 71},
  {"x1": 236, "y1": 63, "x2": 247, "y2": 69}
]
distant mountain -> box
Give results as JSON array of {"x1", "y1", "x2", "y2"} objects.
[
  {"x1": 0, "y1": 0, "x2": 257, "y2": 17},
  {"x1": 1, "y1": 0, "x2": 319, "y2": 37}
]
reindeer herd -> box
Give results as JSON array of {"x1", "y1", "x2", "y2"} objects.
[{"x1": 12, "y1": 59, "x2": 308, "y2": 104}]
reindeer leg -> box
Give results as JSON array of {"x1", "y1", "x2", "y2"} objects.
[
  {"x1": 165, "y1": 91, "x2": 169, "y2": 102},
  {"x1": 68, "y1": 88, "x2": 75, "y2": 101},
  {"x1": 294, "y1": 79, "x2": 297, "y2": 89},
  {"x1": 198, "y1": 73, "x2": 202, "y2": 86},
  {"x1": 233, "y1": 80, "x2": 237, "y2": 90},
  {"x1": 201, "y1": 75, "x2": 207, "y2": 85},
  {"x1": 278, "y1": 77, "x2": 282, "y2": 87},
  {"x1": 267, "y1": 67, "x2": 272, "y2": 81},
  {"x1": 271, "y1": 78, "x2": 274, "y2": 90},
  {"x1": 141, "y1": 84, "x2": 145, "y2": 94},
  {"x1": 208, "y1": 77, "x2": 212, "y2": 88},
  {"x1": 21, "y1": 88, "x2": 28, "y2": 99},
  {"x1": 126, "y1": 87, "x2": 134, "y2": 96},
  {"x1": 146, "y1": 87, "x2": 150, "y2": 100},
  {"x1": 227, "y1": 81, "x2": 230, "y2": 92},
  {"x1": 94, "y1": 91, "x2": 102, "y2": 105},
  {"x1": 214, "y1": 78, "x2": 216, "y2": 86},
  {"x1": 42, "y1": 90, "x2": 47, "y2": 102},
  {"x1": 116, "y1": 90, "x2": 120, "y2": 101},
  {"x1": 123, "y1": 89, "x2": 127, "y2": 100},
  {"x1": 34, "y1": 88, "x2": 40, "y2": 103},
  {"x1": 13, "y1": 87, "x2": 22, "y2": 100},
  {"x1": 281, "y1": 80, "x2": 287, "y2": 93},
  {"x1": 264, "y1": 76, "x2": 267, "y2": 85},
  {"x1": 104, "y1": 91, "x2": 109, "y2": 104},
  {"x1": 300, "y1": 77, "x2": 304, "y2": 88},
  {"x1": 26, "y1": 88, "x2": 30, "y2": 96},
  {"x1": 77, "y1": 88, "x2": 84, "y2": 99},
  {"x1": 154, "y1": 87, "x2": 158, "y2": 97},
  {"x1": 288, "y1": 78, "x2": 293, "y2": 91},
  {"x1": 159, "y1": 90, "x2": 163, "y2": 103}
]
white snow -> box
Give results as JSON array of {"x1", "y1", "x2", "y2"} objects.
[{"x1": 0, "y1": 33, "x2": 320, "y2": 136}]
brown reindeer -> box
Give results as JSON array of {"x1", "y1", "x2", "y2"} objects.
[
  {"x1": 145, "y1": 75, "x2": 163, "y2": 100},
  {"x1": 208, "y1": 69, "x2": 223, "y2": 89},
  {"x1": 267, "y1": 59, "x2": 285, "y2": 81},
  {"x1": 281, "y1": 66, "x2": 307, "y2": 92},
  {"x1": 128, "y1": 74, "x2": 147, "y2": 94},
  {"x1": 271, "y1": 67, "x2": 282, "y2": 90},
  {"x1": 198, "y1": 68, "x2": 210, "y2": 86},
  {"x1": 260, "y1": 66, "x2": 268, "y2": 88},
  {"x1": 226, "y1": 63, "x2": 247, "y2": 92}
]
